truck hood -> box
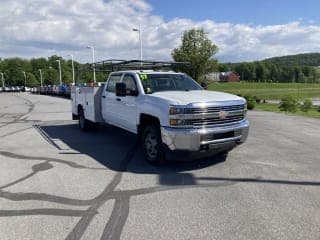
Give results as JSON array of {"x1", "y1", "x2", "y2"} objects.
[{"x1": 151, "y1": 90, "x2": 245, "y2": 105}]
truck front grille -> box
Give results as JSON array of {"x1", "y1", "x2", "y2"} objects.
[{"x1": 189, "y1": 104, "x2": 245, "y2": 127}]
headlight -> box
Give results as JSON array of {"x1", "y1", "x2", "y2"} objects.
[{"x1": 169, "y1": 107, "x2": 186, "y2": 115}]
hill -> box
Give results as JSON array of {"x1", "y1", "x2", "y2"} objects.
[
  {"x1": 222, "y1": 53, "x2": 320, "y2": 83},
  {"x1": 262, "y1": 53, "x2": 320, "y2": 67}
]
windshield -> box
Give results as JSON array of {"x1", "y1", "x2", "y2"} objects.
[{"x1": 139, "y1": 73, "x2": 202, "y2": 94}]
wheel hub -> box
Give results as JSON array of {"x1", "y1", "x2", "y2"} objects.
[{"x1": 145, "y1": 132, "x2": 158, "y2": 159}]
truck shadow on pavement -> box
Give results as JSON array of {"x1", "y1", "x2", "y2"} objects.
[{"x1": 37, "y1": 122, "x2": 227, "y2": 174}]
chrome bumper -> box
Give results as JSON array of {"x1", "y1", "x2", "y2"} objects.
[{"x1": 161, "y1": 120, "x2": 249, "y2": 151}]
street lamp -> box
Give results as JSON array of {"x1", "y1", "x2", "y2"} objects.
[
  {"x1": 38, "y1": 69, "x2": 43, "y2": 86},
  {"x1": 86, "y1": 45, "x2": 96, "y2": 83},
  {"x1": 0, "y1": 72, "x2": 4, "y2": 88},
  {"x1": 22, "y1": 71, "x2": 27, "y2": 86},
  {"x1": 67, "y1": 54, "x2": 75, "y2": 85},
  {"x1": 132, "y1": 24, "x2": 142, "y2": 64},
  {"x1": 56, "y1": 59, "x2": 62, "y2": 85}
]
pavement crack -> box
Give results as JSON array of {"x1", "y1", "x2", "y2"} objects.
[
  {"x1": 0, "y1": 151, "x2": 107, "y2": 171},
  {"x1": 0, "y1": 208, "x2": 87, "y2": 217},
  {"x1": 101, "y1": 195, "x2": 130, "y2": 240}
]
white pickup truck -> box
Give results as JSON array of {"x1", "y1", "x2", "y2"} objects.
[{"x1": 71, "y1": 69, "x2": 249, "y2": 162}]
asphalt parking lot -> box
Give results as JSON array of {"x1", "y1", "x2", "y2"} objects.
[{"x1": 0, "y1": 93, "x2": 319, "y2": 240}]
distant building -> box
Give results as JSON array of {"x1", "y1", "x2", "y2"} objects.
[{"x1": 204, "y1": 72, "x2": 240, "y2": 82}]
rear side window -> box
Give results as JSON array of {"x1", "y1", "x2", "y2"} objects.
[{"x1": 106, "y1": 74, "x2": 122, "y2": 92}]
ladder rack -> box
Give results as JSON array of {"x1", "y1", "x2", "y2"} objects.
[{"x1": 81, "y1": 59, "x2": 189, "y2": 72}]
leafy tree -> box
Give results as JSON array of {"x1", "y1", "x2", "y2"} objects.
[
  {"x1": 295, "y1": 67, "x2": 305, "y2": 83},
  {"x1": 45, "y1": 68, "x2": 58, "y2": 85},
  {"x1": 255, "y1": 62, "x2": 270, "y2": 82},
  {"x1": 172, "y1": 28, "x2": 218, "y2": 81},
  {"x1": 26, "y1": 72, "x2": 38, "y2": 87},
  {"x1": 217, "y1": 63, "x2": 229, "y2": 72}
]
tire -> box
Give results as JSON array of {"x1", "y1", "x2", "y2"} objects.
[
  {"x1": 142, "y1": 125, "x2": 165, "y2": 163},
  {"x1": 78, "y1": 108, "x2": 90, "y2": 131}
]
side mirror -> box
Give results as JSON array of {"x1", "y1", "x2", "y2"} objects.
[
  {"x1": 116, "y1": 82, "x2": 126, "y2": 96},
  {"x1": 200, "y1": 82, "x2": 207, "y2": 90}
]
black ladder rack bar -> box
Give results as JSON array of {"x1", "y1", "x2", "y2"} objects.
[{"x1": 80, "y1": 59, "x2": 189, "y2": 72}]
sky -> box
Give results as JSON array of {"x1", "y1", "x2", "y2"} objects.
[{"x1": 0, "y1": 0, "x2": 320, "y2": 63}]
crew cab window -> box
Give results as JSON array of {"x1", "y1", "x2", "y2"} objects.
[
  {"x1": 106, "y1": 74, "x2": 122, "y2": 92},
  {"x1": 123, "y1": 74, "x2": 138, "y2": 95}
]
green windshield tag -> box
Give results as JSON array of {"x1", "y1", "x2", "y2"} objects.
[{"x1": 140, "y1": 74, "x2": 148, "y2": 80}]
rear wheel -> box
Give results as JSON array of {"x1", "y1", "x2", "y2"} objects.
[
  {"x1": 142, "y1": 125, "x2": 165, "y2": 163},
  {"x1": 78, "y1": 108, "x2": 90, "y2": 131}
]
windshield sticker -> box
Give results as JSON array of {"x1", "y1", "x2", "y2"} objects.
[{"x1": 140, "y1": 74, "x2": 148, "y2": 80}]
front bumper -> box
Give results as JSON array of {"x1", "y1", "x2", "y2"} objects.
[{"x1": 161, "y1": 120, "x2": 249, "y2": 152}]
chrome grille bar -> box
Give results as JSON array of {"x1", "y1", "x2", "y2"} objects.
[
  {"x1": 189, "y1": 104, "x2": 245, "y2": 114},
  {"x1": 191, "y1": 115, "x2": 244, "y2": 126}
]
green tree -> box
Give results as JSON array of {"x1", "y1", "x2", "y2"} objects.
[
  {"x1": 26, "y1": 72, "x2": 38, "y2": 87},
  {"x1": 255, "y1": 62, "x2": 269, "y2": 82},
  {"x1": 295, "y1": 67, "x2": 305, "y2": 83},
  {"x1": 218, "y1": 63, "x2": 229, "y2": 72},
  {"x1": 171, "y1": 28, "x2": 218, "y2": 81},
  {"x1": 44, "y1": 68, "x2": 58, "y2": 85}
]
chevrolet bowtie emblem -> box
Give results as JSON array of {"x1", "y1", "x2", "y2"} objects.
[{"x1": 219, "y1": 110, "x2": 229, "y2": 119}]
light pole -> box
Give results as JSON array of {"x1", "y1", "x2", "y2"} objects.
[
  {"x1": 38, "y1": 69, "x2": 43, "y2": 86},
  {"x1": 56, "y1": 59, "x2": 62, "y2": 85},
  {"x1": 0, "y1": 72, "x2": 4, "y2": 88},
  {"x1": 132, "y1": 24, "x2": 142, "y2": 64},
  {"x1": 22, "y1": 71, "x2": 27, "y2": 86},
  {"x1": 67, "y1": 54, "x2": 75, "y2": 85},
  {"x1": 86, "y1": 46, "x2": 96, "y2": 83}
]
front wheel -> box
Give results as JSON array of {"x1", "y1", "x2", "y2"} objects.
[{"x1": 142, "y1": 125, "x2": 165, "y2": 164}]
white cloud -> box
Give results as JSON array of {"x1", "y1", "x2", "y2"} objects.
[{"x1": 0, "y1": 0, "x2": 320, "y2": 63}]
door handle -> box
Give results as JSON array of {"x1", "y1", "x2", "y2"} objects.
[
  {"x1": 102, "y1": 95, "x2": 106, "y2": 98},
  {"x1": 116, "y1": 98, "x2": 121, "y2": 101}
]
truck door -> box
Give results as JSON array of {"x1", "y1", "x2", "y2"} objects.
[
  {"x1": 118, "y1": 73, "x2": 139, "y2": 133},
  {"x1": 101, "y1": 73, "x2": 123, "y2": 125}
]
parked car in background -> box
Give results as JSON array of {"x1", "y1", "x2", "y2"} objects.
[
  {"x1": 65, "y1": 85, "x2": 71, "y2": 98},
  {"x1": 29, "y1": 84, "x2": 73, "y2": 99},
  {"x1": 21, "y1": 86, "x2": 30, "y2": 92},
  {"x1": 59, "y1": 84, "x2": 67, "y2": 96},
  {"x1": 40, "y1": 86, "x2": 46, "y2": 95},
  {"x1": 46, "y1": 85, "x2": 53, "y2": 95}
]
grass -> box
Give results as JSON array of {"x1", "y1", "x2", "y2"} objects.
[
  {"x1": 206, "y1": 82, "x2": 320, "y2": 119},
  {"x1": 254, "y1": 103, "x2": 320, "y2": 119},
  {"x1": 208, "y1": 82, "x2": 320, "y2": 100}
]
